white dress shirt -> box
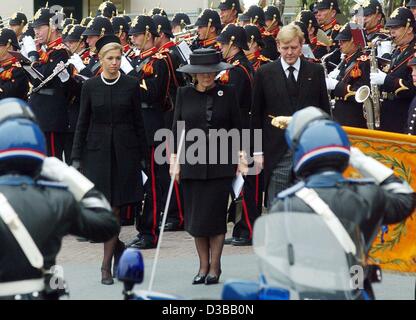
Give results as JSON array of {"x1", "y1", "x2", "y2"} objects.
[{"x1": 281, "y1": 57, "x2": 301, "y2": 81}]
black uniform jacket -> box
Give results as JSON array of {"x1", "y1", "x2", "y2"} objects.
[
  {"x1": 172, "y1": 83, "x2": 242, "y2": 180},
  {"x1": 380, "y1": 38, "x2": 416, "y2": 133},
  {"x1": 251, "y1": 58, "x2": 330, "y2": 189},
  {"x1": 333, "y1": 51, "x2": 370, "y2": 128},
  {"x1": 71, "y1": 74, "x2": 147, "y2": 204},
  {"x1": 28, "y1": 39, "x2": 70, "y2": 132},
  {"x1": 0, "y1": 57, "x2": 29, "y2": 100},
  {"x1": 0, "y1": 175, "x2": 119, "y2": 283}
]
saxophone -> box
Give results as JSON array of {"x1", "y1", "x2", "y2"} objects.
[{"x1": 369, "y1": 43, "x2": 381, "y2": 128}]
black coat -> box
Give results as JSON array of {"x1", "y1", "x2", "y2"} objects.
[
  {"x1": 71, "y1": 74, "x2": 147, "y2": 206},
  {"x1": 251, "y1": 58, "x2": 330, "y2": 188},
  {"x1": 0, "y1": 175, "x2": 118, "y2": 283},
  {"x1": 172, "y1": 84, "x2": 242, "y2": 180},
  {"x1": 0, "y1": 60, "x2": 29, "y2": 100}
]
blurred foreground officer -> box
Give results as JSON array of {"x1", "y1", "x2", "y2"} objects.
[
  {"x1": 370, "y1": 7, "x2": 416, "y2": 133},
  {"x1": 0, "y1": 98, "x2": 119, "y2": 300},
  {"x1": 0, "y1": 28, "x2": 29, "y2": 99},
  {"x1": 272, "y1": 107, "x2": 415, "y2": 298}
]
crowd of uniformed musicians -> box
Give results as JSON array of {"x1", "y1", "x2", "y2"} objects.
[{"x1": 1, "y1": 0, "x2": 416, "y2": 271}]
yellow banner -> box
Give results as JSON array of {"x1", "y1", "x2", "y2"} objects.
[{"x1": 344, "y1": 127, "x2": 416, "y2": 273}]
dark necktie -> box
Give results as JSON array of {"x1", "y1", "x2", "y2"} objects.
[{"x1": 288, "y1": 65, "x2": 297, "y2": 84}]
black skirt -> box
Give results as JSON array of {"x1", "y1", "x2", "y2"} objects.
[{"x1": 181, "y1": 178, "x2": 233, "y2": 237}]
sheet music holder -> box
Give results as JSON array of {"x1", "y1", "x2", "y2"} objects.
[
  {"x1": 302, "y1": 45, "x2": 316, "y2": 60},
  {"x1": 8, "y1": 50, "x2": 45, "y2": 80},
  {"x1": 350, "y1": 23, "x2": 366, "y2": 49}
]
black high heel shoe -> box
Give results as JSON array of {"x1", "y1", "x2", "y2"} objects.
[
  {"x1": 205, "y1": 270, "x2": 221, "y2": 285},
  {"x1": 101, "y1": 267, "x2": 114, "y2": 285},
  {"x1": 192, "y1": 273, "x2": 207, "y2": 285}
]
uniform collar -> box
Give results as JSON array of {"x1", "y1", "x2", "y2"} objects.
[
  {"x1": 226, "y1": 50, "x2": 245, "y2": 63},
  {"x1": 0, "y1": 56, "x2": 17, "y2": 67},
  {"x1": 123, "y1": 44, "x2": 131, "y2": 53},
  {"x1": 321, "y1": 18, "x2": 337, "y2": 32},
  {"x1": 366, "y1": 24, "x2": 382, "y2": 36},
  {"x1": 200, "y1": 37, "x2": 218, "y2": 47},
  {"x1": 46, "y1": 37, "x2": 63, "y2": 50},
  {"x1": 246, "y1": 50, "x2": 261, "y2": 62},
  {"x1": 158, "y1": 41, "x2": 176, "y2": 52},
  {"x1": 140, "y1": 46, "x2": 158, "y2": 59},
  {"x1": 305, "y1": 171, "x2": 346, "y2": 188}
]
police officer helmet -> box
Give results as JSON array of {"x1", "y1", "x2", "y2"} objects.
[
  {"x1": 285, "y1": 107, "x2": 350, "y2": 177},
  {"x1": 0, "y1": 98, "x2": 46, "y2": 177}
]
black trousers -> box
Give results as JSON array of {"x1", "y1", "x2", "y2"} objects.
[
  {"x1": 230, "y1": 173, "x2": 263, "y2": 240},
  {"x1": 45, "y1": 132, "x2": 66, "y2": 160}
]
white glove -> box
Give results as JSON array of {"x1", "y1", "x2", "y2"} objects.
[
  {"x1": 54, "y1": 62, "x2": 70, "y2": 83},
  {"x1": 325, "y1": 77, "x2": 339, "y2": 90},
  {"x1": 370, "y1": 70, "x2": 387, "y2": 86},
  {"x1": 22, "y1": 36, "x2": 37, "y2": 54},
  {"x1": 169, "y1": 154, "x2": 180, "y2": 182},
  {"x1": 328, "y1": 68, "x2": 340, "y2": 79},
  {"x1": 120, "y1": 55, "x2": 134, "y2": 74},
  {"x1": 349, "y1": 147, "x2": 393, "y2": 184},
  {"x1": 68, "y1": 53, "x2": 86, "y2": 72},
  {"x1": 41, "y1": 157, "x2": 95, "y2": 201}
]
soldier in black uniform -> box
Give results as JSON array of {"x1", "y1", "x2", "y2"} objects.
[
  {"x1": 0, "y1": 28, "x2": 28, "y2": 100},
  {"x1": 264, "y1": 4, "x2": 283, "y2": 41},
  {"x1": 171, "y1": 12, "x2": 191, "y2": 34},
  {"x1": 217, "y1": 24, "x2": 260, "y2": 246},
  {"x1": 296, "y1": 10, "x2": 330, "y2": 60},
  {"x1": 0, "y1": 98, "x2": 119, "y2": 300},
  {"x1": 191, "y1": 9, "x2": 223, "y2": 51},
  {"x1": 370, "y1": 7, "x2": 416, "y2": 133},
  {"x1": 243, "y1": 24, "x2": 272, "y2": 72},
  {"x1": 272, "y1": 107, "x2": 415, "y2": 299},
  {"x1": 315, "y1": 0, "x2": 342, "y2": 70},
  {"x1": 81, "y1": 16, "x2": 115, "y2": 78},
  {"x1": 27, "y1": 7, "x2": 70, "y2": 160},
  {"x1": 8, "y1": 12, "x2": 28, "y2": 41},
  {"x1": 111, "y1": 15, "x2": 131, "y2": 55},
  {"x1": 239, "y1": 5, "x2": 278, "y2": 60},
  {"x1": 97, "y1": 1, "x2": 117, "y2": 19},
  {"x1": 326, "y1": 22, "x2": 370, "y2": 128},
  {"x1": 127, "y1": 15, "x2": 171, "y2": 249},
  {"x1": 360, "y1": 0, "x2": 388, "y2": 42},
  {"x1": 218, "y1": 0, "x2": 242, "y2": 26}
]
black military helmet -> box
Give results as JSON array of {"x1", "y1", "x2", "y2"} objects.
[
  {"x1": 32, "y1": 7, "x2": 54, "y2": 28},
  {"x1": 64, "y1": 24, "x2": 87, "y2": 42},
  {"x1": 315, "y1": 0, "x2": 341, "y2": 14},
  {"x1": 172, "y1": 12, "x2": 191, "y2": 29},
  {"x1": 0, "y1": 28, "x2": 19, "y2": 50},
  {"x1": 82, "y1": 16, "x2": 114, "y2": 37},
  {"x1": 244, "y1": 24, "x2": 265, "y2": 48},
  {"x1": 408, "y1": 0, "x2": 416, "y2": 8},
  {"x1": 177, "y1": 48, "x2": 233, "y2": 74},
  {"x1": 63, "y1": 15, "x2": 78, "y2": 29},
  {"x1": 217, "y1": 23, "x2": 249, "y2": 50},
  {"x1": 95, "y1": 34, "x2": 120, "y2": 54},
  {"x1": 153, "y1": 14, "x2": 173, "y2": 38},
  {"x1": 264, "y1": 5, "x2": 283, "y2": 26},
  {"x1": 122, "y1": 14, "x2": 132, "y2": 26},
  {"x1": 22, "y1": 22, "x2": 35, "y2": 38},
  {"x1": 151, "y1": 7, "x2": 168, "y2": 17},
  {"x1": 195, "y1": 9, "x2": 222, "y2": 31},
  {"x1": 111, "y1": 16, "x2": 129, "y2": 36},
  {"x1": 239, "y1": 5, "x2": 266, "y2": 27},
  {"x1": 97, "y1": 1, "x2": 117, "y2": 19},
  {"x1": 218, "y1": 0, "x2": 243, "y2": 14},
  {"x1": 62, "y1": 24, "x2": 74, "y2": 40},
  {"x1": 385, "y1": 6, "x2": 416, "y2": 28},
  {"x1": 81, "y1": 15, "x2": 93, "y2": 27},
  {"x1": 9, "y1": 12, "x2": 28, "y2": 27},
  {"x1": 310, "y1": 1, "x2": 318, "y2": 14},
  {"x1": 293, "y1": 21, "x2": 311, "y2": 44},
  {"x1": 296, "y1": 10, "x2": 320, "y2": 30},
  {"x1": 128, "y1": 15, "x2": 159, "y2": 37},
  {"x1": 361, "y1": 0, "x2": 384, "y2": 17},
  {"x1": 334, "y1": 22, "x2": 352, "y2": 41}
]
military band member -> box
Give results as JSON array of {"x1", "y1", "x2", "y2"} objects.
[
  {"x1": 370, "y1": 7, "x2": 416, "y2": 133},
  {"x1": 27, "y1": 7, "x2": 70, "y2": 160},
  {"x1": 326, "y1": 23, "x2": 370, "y2": 128},
  {"x1": 0, "y1": 28, "x2": 28, "y2": 100},
  {"x1": 191, "y1": 9, "x2": 222, "y2": 51},
  {"x1": 218, "y1": 0, "x2": 242, "y2": 26},
  {"x1": 97, "y1": 1, "x2": 117, "y2": 19},
  {"x1": 81, "y1": 16, "x2": 115, "y2": 78},
  {"x1": 296, "y1": 10, "x2": 330, "y2": 59},
  {"x1": 239, "y1": 5, "x2": 278, "y2": 60},
  {"x1": 80, "y1": 15, "x2": 93, "y2": 27},
  {"x1": 8, "y1": 12, "x2": 28, "y2": 40},
  {"x1": 171, "y1": 12, "x2": 191, "y2": 34},
  {"x1": 406, "y1": 53, "x2": 416, "y2": 135},
  {"x1": 264, "y1": 4, "x2": 283, "y2": 40},
  {"x1": 62, "y1": 14, "x2": 78, "y2": 30},
  {"x1": 127, "y1": 15, "x2": 171, "y2": 249},
  {"x1": 111, "y1": 15, "x2": 131, "y2": 54},
  {"x1": 407, "y1": 0, "x2": 416, "y2": 19},
  {"x1": 243, "y1": 24, "x2": 272, "y2": 72},
  {"x1": 361, "y1": 0, "x2": 388, "y2": 42}
]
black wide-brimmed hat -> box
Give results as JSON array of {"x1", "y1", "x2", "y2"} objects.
[
  {"x1": 95, "y1": 34, "x2": 121, "y2": 54},
  {"x1": 217, "y1": 23, "x2": 249, "y2": 50},
  {"x1": 177, "y1": 48, "x2": 233, "y2": 74}
]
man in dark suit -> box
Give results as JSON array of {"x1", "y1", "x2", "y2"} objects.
[{"x1": 251, "y1": 23, "x2": 330, "y2": 209}]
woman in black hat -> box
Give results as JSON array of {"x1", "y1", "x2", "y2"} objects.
[
  {"x1": 72, "y1": 35, "x2": 147, "y2": 285},
  {"x1": 171, "y1": 48, "x2": 245, "y2": 285}
]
